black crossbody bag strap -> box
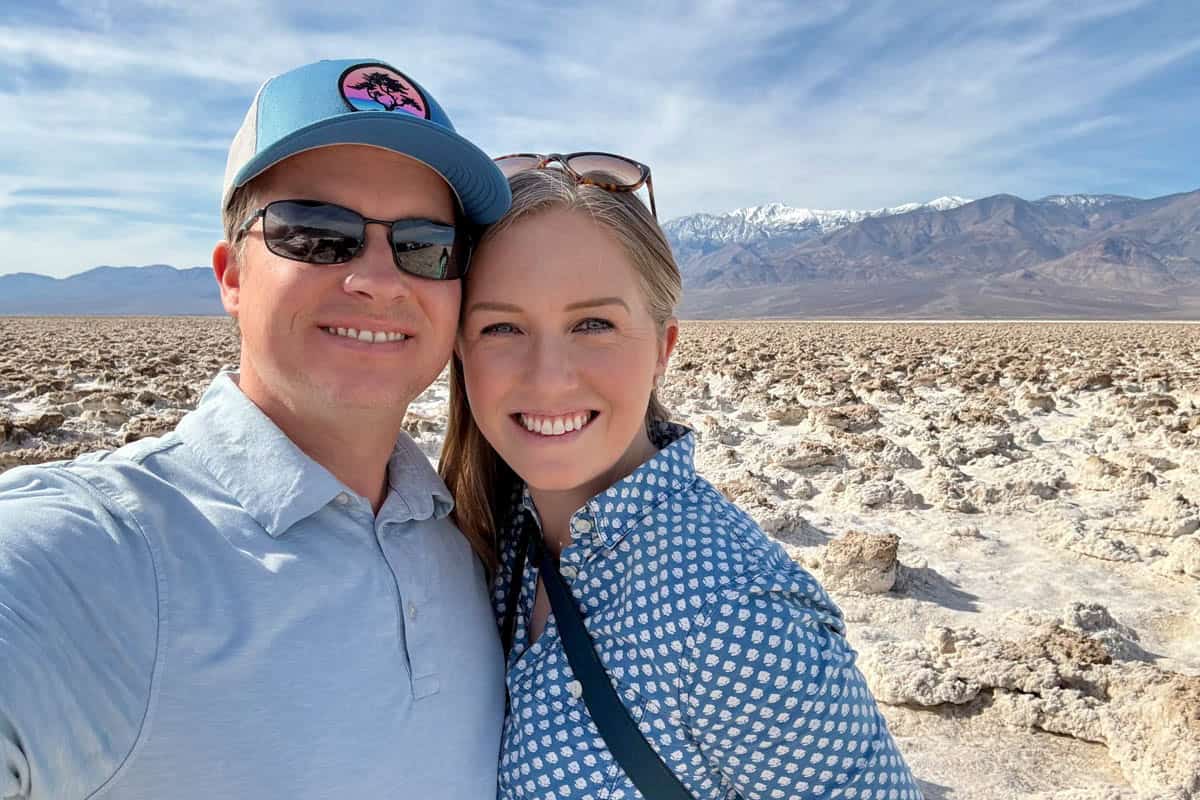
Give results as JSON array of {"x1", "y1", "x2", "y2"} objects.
[
  {"x1": 500, "y1": 518, "x2": 532, "y2": 659},
  {"x1": 538, "y1": 544, "x2": 697, "y2": 800}
]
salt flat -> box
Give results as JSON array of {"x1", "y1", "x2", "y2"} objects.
[{"x1": 2, "y1": 317, "x2": 1198, "y2": 799}]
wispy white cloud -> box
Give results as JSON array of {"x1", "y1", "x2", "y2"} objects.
[{"x1": 0, "y1": 0, "x2": 1197, "y2": 277}]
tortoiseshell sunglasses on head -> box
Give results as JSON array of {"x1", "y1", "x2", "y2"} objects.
[{"x1": 493, "y1": 152, "x2": 657, "y2": 219}]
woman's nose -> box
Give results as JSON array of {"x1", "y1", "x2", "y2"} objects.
[{"x1": 526, "y1": 335, "x2": 577, "y2": 389}]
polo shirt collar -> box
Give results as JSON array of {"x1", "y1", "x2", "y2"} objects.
[
  {"x1": 177, "y1": 372, "x2": 345, "y2": 536},
  {"x1": 178, "y1": 372, "x2": 452, "y2": 537},
  {"x1": 382, "y1": 431, "x2": 454, "y2": 524}
]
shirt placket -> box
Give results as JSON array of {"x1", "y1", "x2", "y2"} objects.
[
  {"x1": 378, "y1": 515, "x2": 440, "y2": 699},
  {"x1": 506, "y1": 503, "x2": 600, "y2": 669},
  {"x1": 558, "y1": 503, "x2": 604, "y2": 585}
]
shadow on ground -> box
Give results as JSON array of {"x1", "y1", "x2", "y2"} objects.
[
  {"x1": 916, "y1": 777, "x2": 954, "y2": 799},
  {"x1": 772, "y1": 518, "x2": 837, "y2": 548},
  {"x1": 896, "y1": 564, "x2": 981, "y2": 613}
]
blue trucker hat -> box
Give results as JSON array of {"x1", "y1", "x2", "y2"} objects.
[{"x1": 222, "y1": 58, "x2": 510, "y2": 225}]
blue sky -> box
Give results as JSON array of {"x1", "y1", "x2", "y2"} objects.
[{"x1": 1, "y1": 0, "x2": 1198, "y2": 278}]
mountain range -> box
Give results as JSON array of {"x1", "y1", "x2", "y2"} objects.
[
  {"x1": 3, "y1": 189, "x2": 1199, "y2": 318},
  {"x1": 0, "y1": 265, "x2": 218, "y2": 315},
  {"x1": 665, "y1": 190, "x2": 1200, "y2": 318}
]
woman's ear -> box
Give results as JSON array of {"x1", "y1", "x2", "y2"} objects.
[{"x1": 656, "y1": 317, "x2": 679, "y2": 378}]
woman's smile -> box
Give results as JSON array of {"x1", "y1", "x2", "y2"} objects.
[{"x1": 513, "y1": 411, "x2": 598, "y2": 437}]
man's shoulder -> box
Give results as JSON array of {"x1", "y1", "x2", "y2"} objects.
[
  {"x1": 0, "y1": 429, "x2": 192, "y2": 564},
  {"x1": 73, "y1": 425, "x2": 187, "y2": 472}
]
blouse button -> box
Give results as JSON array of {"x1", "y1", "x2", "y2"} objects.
[
  {"x1": 575, "y1": 519, "x2": 593, "y2": 533},
  {"x1": 567, "y1": 680, "x2": 583, "y2": 699}
]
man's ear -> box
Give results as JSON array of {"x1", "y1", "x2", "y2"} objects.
[
  {"x1": 212, "y1": 241, "x2": 242, "y2": 318},
  {"x1": 656, "y1": 316, "x2": 679, "y2": 376}
]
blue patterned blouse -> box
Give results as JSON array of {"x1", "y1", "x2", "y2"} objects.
[{"x1": 492, "y1": 422, "x2": 921, "y2": 800}]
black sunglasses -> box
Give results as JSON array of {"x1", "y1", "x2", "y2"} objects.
[{"x1": 235, "y1": 199, "x2": 472, "y2": 280}]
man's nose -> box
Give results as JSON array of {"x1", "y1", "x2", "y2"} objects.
[{"x1": 340, "y1": 223, "x2": 412, "y2": 302}]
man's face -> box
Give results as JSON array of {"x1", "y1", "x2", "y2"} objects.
[{"x1": 215, "y1": 144, "x2": 461, "y2": 423}]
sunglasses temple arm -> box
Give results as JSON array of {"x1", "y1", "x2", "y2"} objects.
[
  {"x1": 234, "y1": 208, "x2": 266, "y2": 241},
  {"x1": 646, "y1": 173, "x2": 658, "y2": 219}
]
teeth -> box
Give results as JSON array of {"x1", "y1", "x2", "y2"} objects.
[
  {"x1": 323, "y1": 326, "x2": 407, "y2": 343},
  {"x1": 519, "y1": 412, "x2": 592, "y2": 437}
]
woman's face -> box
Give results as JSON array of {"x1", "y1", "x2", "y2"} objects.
[{"x1": 458, "y1": 206, "x2": 677, "y2": 499}]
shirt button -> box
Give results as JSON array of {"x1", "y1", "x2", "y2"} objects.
[
  {"x1": 335, "y1": 493, "x2": 350, "y2": 506},
  {"x1": 559, "y1": 565, "x2": 578, "y2": 581},
  {"x1": 567, "y1": 680, "x2": 583, "y2": 699},
  {"x1": 575, "y1": 519, "x2": 592, "y2": 533},
  {"x1": 407, "y1": 603, "x2": 419, "y2": 621}
]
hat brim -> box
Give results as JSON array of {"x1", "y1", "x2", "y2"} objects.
[{"x1": 227, "y1": 111, "x2": 510, "y2": 226}]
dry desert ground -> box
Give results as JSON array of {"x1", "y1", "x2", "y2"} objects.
[{"x1": 2, "y1": 317, "x2": 1199, "y2": 799}]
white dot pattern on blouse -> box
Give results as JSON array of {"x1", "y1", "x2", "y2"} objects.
[{"x1": 492, "y1": 422, "x2": 922, "y2": 800}]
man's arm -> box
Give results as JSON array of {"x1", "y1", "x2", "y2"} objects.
[{"x1": 0, "y1": 465, "x2": 159, "y2": 800}]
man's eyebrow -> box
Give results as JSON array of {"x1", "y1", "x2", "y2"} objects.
[{"x1": 564, "y1": 297, "x2": 630, "y2": 312}]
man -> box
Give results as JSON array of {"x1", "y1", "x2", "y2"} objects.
[{"x1": 0, "y1": 58, "x2": 510, "y2": 799}]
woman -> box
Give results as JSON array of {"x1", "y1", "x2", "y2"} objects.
[{"x1": 440, "y1": 155, "x2": 920, "y2": 800}]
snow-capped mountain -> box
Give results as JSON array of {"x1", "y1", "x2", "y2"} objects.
[
  {"x1": 1036, "y1": 194, "x2": 1140, "y2": 208},
  {"x1": 669, "y1": 187, "x2": 1200, "y2": 319},
  {"x1": 664, "y1": 196, "x2": 972, "y2": 251}
]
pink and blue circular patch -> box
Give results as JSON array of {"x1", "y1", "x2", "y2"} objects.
[{"x1": 338, "y1": 63, "x2": 429, "y2": 119}]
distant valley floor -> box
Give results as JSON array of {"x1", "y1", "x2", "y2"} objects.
[{"x1": 680, "y1": 278, "x2": 1200, "y2": 320}]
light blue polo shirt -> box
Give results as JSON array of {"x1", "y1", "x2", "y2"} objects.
[{"x1": 0, "y1": 372, "x2": 503, "y2": 800}]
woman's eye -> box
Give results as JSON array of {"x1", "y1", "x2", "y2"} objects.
[
  {"x1": 481, "y1": 322, "x2": 519, "y2": 335},
  {"x1": 575, "y1": 318, "x2": 613, "y2": 333}
]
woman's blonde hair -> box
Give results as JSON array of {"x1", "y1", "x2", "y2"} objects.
[{"x1": 439, "y1": 168, "x2": 682, "y2": 569}]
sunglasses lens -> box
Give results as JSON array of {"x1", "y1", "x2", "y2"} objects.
[
  {"x1": 263, "y1": 201, "x2": 362, "y2": 264},
  {"x1": 565, "y1": 154, "x2": 645, "y2": 186},
  {"x1": 494, "y1": 155, "x2": 544, "y2": 178},
  {"x1": 390, "y1": 220, "x2": 470, "y2": 280}
]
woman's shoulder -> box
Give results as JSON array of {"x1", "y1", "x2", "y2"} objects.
[{"x1": 645, "y1": 466, "x2": 844, "y2": 630}]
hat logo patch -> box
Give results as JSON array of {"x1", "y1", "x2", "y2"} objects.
[{"x1": 339, "y1": 63, "x2": 429, "y2": 119}]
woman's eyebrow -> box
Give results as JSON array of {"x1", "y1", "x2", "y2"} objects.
[
  {"x1": 467, "y1": 297, "x2": 631, "y2": 314},
  {"x1": 564, "y1": 297, "x2": 630, "y2": 312},
  {"x1": 466, "y1": 300, "x2": 523, "y2": 314}
]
